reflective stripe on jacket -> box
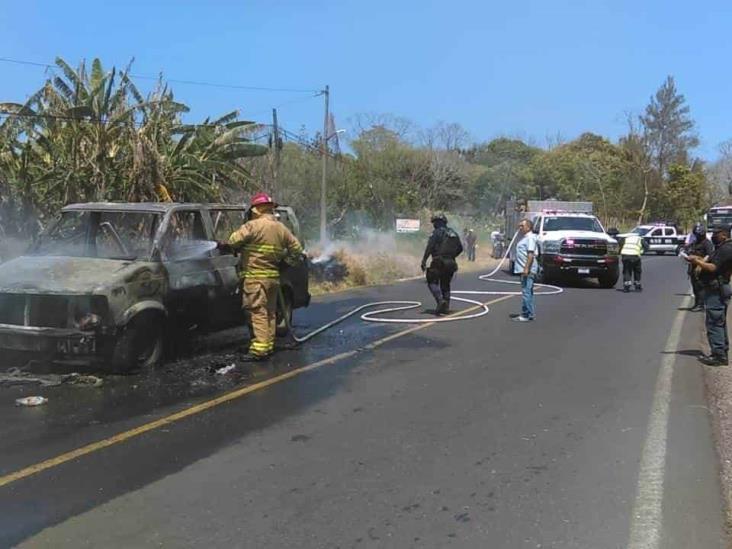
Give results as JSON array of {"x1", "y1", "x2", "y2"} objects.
[
  {"x1": 621, "y1": 234, "x2": 643, "y2": 256},
  {"x1": 228, "y1": 214, "x2": 303, "y2": 280}
]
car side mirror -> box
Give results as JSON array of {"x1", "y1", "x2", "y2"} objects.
[{"x1": 607, "y1": 228, "x2": 619, "y2": 238}]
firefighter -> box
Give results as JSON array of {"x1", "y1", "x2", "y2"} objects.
[
  {"x1": 620, "y1": 232, "x2": 647, "y2": 292},
  {"x1": 421, "y1": 214, "x2": 463, "y2": 315},
  {"x1": 223, "y1": 192, "x2": 303, "y2": 361},
  {"x1": 687, "y1": 222, "x2": 714, "y2": 312}
]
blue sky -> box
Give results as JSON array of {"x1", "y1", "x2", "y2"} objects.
[{"x1": 1, "y1": 0, "x2": 730, "y2": 159}]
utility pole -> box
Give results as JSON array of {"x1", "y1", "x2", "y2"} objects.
[
  {"x1": 272, "y1": 108, "x2": 281, "y2": 197},
  {"x1": 320, "y1": 85, "x2": 329, "y2": 244}
]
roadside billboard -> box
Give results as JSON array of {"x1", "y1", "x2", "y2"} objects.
[{"x1": 395, "y1": 218, "x2": 421, "y2": 233}]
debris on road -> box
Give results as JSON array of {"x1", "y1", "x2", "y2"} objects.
[
  {"x1": 215, "y1": 363, "x2": 237, "y2": 375},
  {"x1": 1, "y1": 368, "x2": 64, "y2": 388},
  {"x1": 64, "y1": 373, "x2": 104, "y2": 387},
  {"x1": 0, "y1": 368, "x2": 104, "y2": 388},
  {"x1": 15, "y1": 396, "x2": 48, "y2": 407}
]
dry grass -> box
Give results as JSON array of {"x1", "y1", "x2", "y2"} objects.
[{"x1": 309, "y1": 242, "x2": 502, "y2": 296}]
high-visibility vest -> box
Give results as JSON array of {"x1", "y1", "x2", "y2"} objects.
[{"x1": 621, "y1": 234, "x2": 643, "y2": 256}]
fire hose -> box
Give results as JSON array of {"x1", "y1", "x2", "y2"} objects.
[{"x1": 279, "y1": 231, "x2": 563, "y2": 346}]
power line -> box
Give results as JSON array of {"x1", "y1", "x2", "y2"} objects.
[{"x1": 0, "y1": 56, "x2": 323, "y2": 94}]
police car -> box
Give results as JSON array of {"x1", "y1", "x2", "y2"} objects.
[
  {"x1": 617, "y1": 223, "x2": 686, "y2": 255},
  {"x1": 532, "y1": 211, "x2": 620, "y2": 287}
]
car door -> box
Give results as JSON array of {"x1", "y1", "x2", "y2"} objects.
[
  {"x1": 648, "y1": 228, "x2": 662, "y2": 249},
  {"x1": 663, "y1": 227, "x2": 676, "y2": 250},
  {"x1": 275, "y1": 207, "x2": 310, "y2": 308},
  {"x1": 209, "y1": 208, "x2": 248, "y2": 325},
  {"x1": 160, "y1": 209, "x2": 220, "y2": 330}
]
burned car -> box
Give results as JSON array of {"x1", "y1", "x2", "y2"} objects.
[{"x1": 0, "y1": 203, "x2": 309, "y2": 372}]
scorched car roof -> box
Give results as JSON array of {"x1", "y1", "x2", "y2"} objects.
[{"x1": 62, "y1": 202, "x2": 251, "y2": 213}]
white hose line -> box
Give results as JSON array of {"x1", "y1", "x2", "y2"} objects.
[{"x1": 287, "y1": 231, "x2": 563, "y2": 344}]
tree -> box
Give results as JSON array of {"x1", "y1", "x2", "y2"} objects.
[
  {"x1": 465, "y1": 138, "x2": 540, "y2": 214},
  {"x1": 419, "y1": 121, "x2": 472, "y2": 151},
  {"x1": 640, "y1": 76, "x2": 699, "y2": 177},
  {"x1": 706, "y1": 140, "x2": 732, "y2": 202},
  {"x1": 0, "y1": 57, "x2": 267, "y2": 237},
  {"x1": 652, "y1": 164, "x2": 707, "y2": 228}
]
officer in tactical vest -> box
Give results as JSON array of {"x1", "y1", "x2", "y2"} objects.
[
  {"x1": 686, "y1": 222, "x2": 714, "y2": 311},
  {"x1": 687, "y1": 224, "x2": 732, "y2": 366},
  {"x1": 421, "y1": 214, "x2": 463, "y2": 315}
]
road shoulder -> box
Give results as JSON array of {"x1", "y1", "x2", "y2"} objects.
[{"x1": 702, "y1": 308, "x2": 732, "y2": 537}]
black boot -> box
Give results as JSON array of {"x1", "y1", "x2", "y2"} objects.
[
  {"x1": 440, "y1": 291, "x2": 451, "y2": 314},
  {"x1": 428, "y1": 282, "x2": 443, "y2": 313}
]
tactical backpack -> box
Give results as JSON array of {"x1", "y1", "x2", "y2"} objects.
[{"x1": 437, "y1": 228, "x2": 463, "y2": 259}]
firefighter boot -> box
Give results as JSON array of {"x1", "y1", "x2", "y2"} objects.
[
  {"x1": 623, "y1": 282, "x2": 631, "y2": 293},
  {"x1": 635, "y1": 283, "x2": 643, "y2": 292}
]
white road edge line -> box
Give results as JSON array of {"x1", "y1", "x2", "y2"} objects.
[{"x1": 627, "y1": 296, "x2": 692, "y2": 549}]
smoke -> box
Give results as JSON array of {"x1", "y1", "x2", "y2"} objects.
[
  {"x1": 0, "y1": 237, "x2": 32, "y2": 263},
  {"x1": 309, "y1": 227, "x2": 423, "y2": 285},
  {"x1": 311, "y1": 228, "x2": 401, "y2": 264}
]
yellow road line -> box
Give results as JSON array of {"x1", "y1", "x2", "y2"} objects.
[{"x1": 0, "y1": 294, "x2": 514, "y2": 489}]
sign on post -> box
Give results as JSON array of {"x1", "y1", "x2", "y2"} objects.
[{"x1": 395, "y1": 218, "x2": 421, "y2": 233}]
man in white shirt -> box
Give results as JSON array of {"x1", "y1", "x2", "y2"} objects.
[{"x1": 511, "y1": 219, "x2": 539, "y2": 322}]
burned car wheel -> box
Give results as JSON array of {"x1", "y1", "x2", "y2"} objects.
[
  {"x1": 276, "y1": 288, "x2": 293, "y2": 337},
  {"x1": 110, "y1": 313, "x2": 164, "y2": 373}
]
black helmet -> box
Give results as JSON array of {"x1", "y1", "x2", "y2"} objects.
[
  {"x1": 693, "y1": 222, "x2": 706, "y2": 237},
  {"x1": 431, "y1": 213, "x2": 448, "y2": 226}
]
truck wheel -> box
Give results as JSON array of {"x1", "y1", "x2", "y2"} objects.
[
  {"x1": 110, "y1": 313, "x2": 164, "y2": 373},
  {"x1": 276, "y1": 289, "x2": 293, "y2": 337},
  {"x1": 598, "y1": 270, "x2": 619, "y2": 289}
]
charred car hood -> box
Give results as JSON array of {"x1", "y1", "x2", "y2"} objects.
[{"x1": 0, "y1": 256, "x2": 146, "y2": 294}]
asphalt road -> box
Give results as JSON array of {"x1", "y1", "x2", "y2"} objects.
[{"x1": 0, "y1": 256, "x2": 726, "y2": 548}]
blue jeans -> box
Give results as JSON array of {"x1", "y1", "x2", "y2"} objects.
[
  {"x1": 521, "y1": 274, "x2": 535, "y2": 319},
  {"x1": 705, "y1": 290, "x2": 729, "y2": 359}
]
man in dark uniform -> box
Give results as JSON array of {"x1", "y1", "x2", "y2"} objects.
[
  {"x1": 687, "y1": 224, "x2": 732, "y2": 366},
  {"x1": 686, "y1": 222, "x2": 714, "y2": 312},
  {"x1": 421, "y1": 214, "x2": 463, "y2": 315}
]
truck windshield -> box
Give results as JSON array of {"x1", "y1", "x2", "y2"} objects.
[
  {"x1": 631, "y1": 227, "x2": 652, "y2": 236},
  {"x1": 33, "y1": 211, "x2": 161, "y2": 260},
  {"x1": 543, "y1": 216, "x2": 603, "y2": 232}
]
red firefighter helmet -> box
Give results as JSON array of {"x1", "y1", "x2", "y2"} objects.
[{"x1": 250, "y1": 192, "x2": 274, "y2": 207}]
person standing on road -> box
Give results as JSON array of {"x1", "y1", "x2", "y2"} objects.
[
  {"x1": 686, "y1": 225, "x2": 732, "y2": 366},
  {"x1": 223, "y1": 192, "x2": 303, "y2": 362},
  {"x1": 620, "y1": 232, "x2": 647, "y2": 292},
  {"x1": 465, "y1": 229, "x2": 477, "y2": 262},
  {"x1": 511, "y1": 219, "x2": 538, "y2": 322},
  {"x1": 686, "y1": 223, "x2": 714, "y2": 312},
  {"x1": 421, "y1": 214, "x2": 463, "y2": 315}
]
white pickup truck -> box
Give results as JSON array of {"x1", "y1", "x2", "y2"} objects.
[
  {"x1": 617, "y1": 223, "x2": 686, "y2": 255},
  {"x1": 532, "y1": 212, "x2": 620, "y2": 288}
]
